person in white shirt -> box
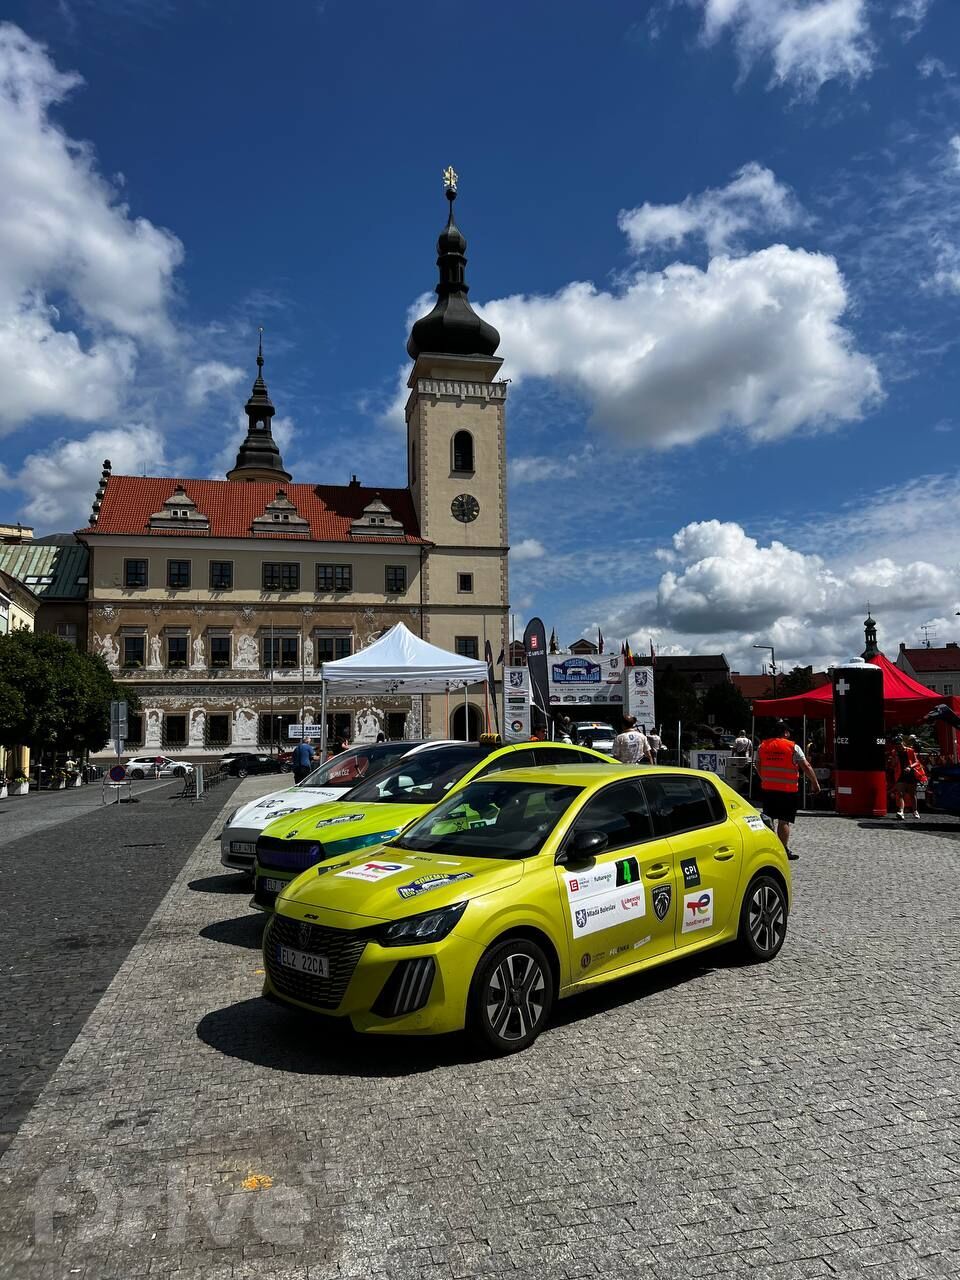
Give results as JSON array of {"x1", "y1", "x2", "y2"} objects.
[
  {"x1": 613, "y1": 716, "x2": 652, "y2": 764},
  {"x1": 646, "y1": 727, "x2": 662, "y2": 761},
  {"x1": 733, "y1": 730, "x2": 753, "y2": 759}
]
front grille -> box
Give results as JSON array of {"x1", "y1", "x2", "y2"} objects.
[
  {"x1": 371, "y1": 957, "x2": 436, "y2": 1019},
  {"x1": 265, "y1": 915, "x2": 373, "y2": 1009},
  {"x1": 257, "y1": 836, "x2": 325, "y2": 872},
  {"x1": 254, "y1": 876, "x2": 284, "y2": 908}
]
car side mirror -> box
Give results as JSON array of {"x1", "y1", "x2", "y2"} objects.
[{"x1": 557, "y1": 829, "x2": 608, "y2": 866}]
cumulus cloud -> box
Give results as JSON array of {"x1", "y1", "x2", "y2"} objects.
[
  {"x1": 186, "y1": 361, "x2": 245, "y2": 407},
  {"x1": 685, "y1": 0, "x2": 875, "y2": 94},
  {"x1": 619, "y1": 163, "x2": 801, "y2": 256},
  {"x1": 511, "y1": 538, "x2": 546, "y2": 561},
  {"x1": 16, "y1": 425, "x2": 170, "y2": 527},
  {"x1": 483, "y1": 243, "x2": 881, "y2": 448},
  {"x1": 0, "y1": 24, "x2": 182, "y2": 432},
  {"x1": 509, "y1": 449, "x2": 593, "y2": 483},
  {"x1": 894, "y1": 0, "x2": 933, "y2": 39}
]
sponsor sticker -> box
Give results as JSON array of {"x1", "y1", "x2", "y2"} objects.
[
  {"x1": 569, "y1": 884, "x2": 646, "y2": 937},
  {"x1": 396, "y1": 872, "x2": 473, "y2": 900},
  {"x1": 315, "y1": 813, "x2": 365, "y2": 829},
  {"x1": 580, "y1": 952, "x2": 592, "y2": 970},
  {"x1": 681, "y1": 888, "x2": 714, "y2": 933},
  {"x1": 566, "y1": 856, "x2": 639, "y2": 900},
  {"x1": 743, "y1": 814, "x2": 765, "y2": 831},
  {"x1": 335, "y1": 860, "x2": 411, "y2": 882},
  {"x1": 652, "y1": 884, "x2": 671, "y2": 921},
  {"x1": 615, "y1": 857, "x2": 641, "y2": 887},
  {"x1": 680, "y1": 858, "x2": 701, "y2": 889}
]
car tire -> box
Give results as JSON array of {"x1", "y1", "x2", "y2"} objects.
[
  {"x1": 131, "y1": 768, "x2": 144, "y2": 780},
  {"x1": 279, "y1": 763, "x2": 291, "y2": 773},
  {"x1": 467, "y1": 937, "x2": 555, "y2": 1056},
  {"x1": 737, "y1": 873, "x2": 788, "y2": 963},
  {"x1": 236, "y1": 767, "x2": 248, "y2": 779}
]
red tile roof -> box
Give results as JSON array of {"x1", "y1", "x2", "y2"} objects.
[
  {"x1": 81, "y1": 476, "x2": 428, "y2": 544},
  {"x1": 900, "y1": 646, "x2": 960, "y2": 673}
]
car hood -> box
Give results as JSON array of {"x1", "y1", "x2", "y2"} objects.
[
  {"x1": 259, "y1": 799, "x2": 430, "y2": 854},
  {"x1": 233, "y1": 785, "x2": 351, "y2": 830},
  {"x1": 277, "y1": 844, "x2": 524, "y2": 920}
]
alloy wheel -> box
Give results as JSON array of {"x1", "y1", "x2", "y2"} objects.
[
  {"x1": 747, "y1": 882, "x2": 786, "y2": 956},
  {"x1": 484, "y1": 951, "x2": 547, "y2": 1043}
]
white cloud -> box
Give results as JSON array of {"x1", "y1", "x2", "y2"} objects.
[
  {"x1": 511, "y1": 538, "x2": 546, "y2": 561},
  {"x1": 894, "y1": 0, "x2": 933, "y2": 39},
  {"x1": 689, "y1": 0, "x2": 875, "y2": 94},
  {"x1": 16, "y1": 425, "x2": 169, "y2": 527},
  {"x1": 619, "y1": 163, "x2": 801, "y2": 256},
  {"x1": 186, "y1": 361, "x2": 245, "y2": 407},
  {"x1": 509, "y1": 450, "x2": 592, "y2": 483},
  {"x1": 483, "y1": 243, "x2": 881, "y2": 448},
  {"x1": 0, "y1": 24, "x2": 183, "y2": 432},
  {"x1": 949, "y1": 136, "x2": 960, "y2": 171},
  {"x1": 917, "y1": 55, "x2": 952, "y2": 78}
]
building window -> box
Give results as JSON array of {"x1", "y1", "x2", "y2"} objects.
[
  {"x1": 124, "y1": 559, "x2": 148, "y2": 589},
  {"x1": 206, "y1": 714, "x2": 230, "y2": 747},
  {"x1": 167, "y1": 635, "x2": 188, "y2": 667},
  {"x1": 167, "y1": 559, "x2": 191, "y2": 589},
  {"x1": 258, "y1": 712, "x2": 298, "y2": 747},
  {"x1": 385, "y1": 565, "x2": 407, "y2": 594},
  {"x1": 125, "y1": 713, "x2": 143, "y2": 748},
  {"x1": 122, "y1": 634, "x2": 145, "y2": 668},
  {"x1": 386, "y1": 712, "x2": 407, "y2": 740},
  {"x1": 316, "y1": 564, "x2": 353, "y2": 592},
  {"x1": 457, "y1": 573, "x2": 474, "y2": 593},
  {"x1": 945, "y1": 683, "x2": 955, "y2": 696},
  {"x1": 410, "y1": 440, "x2": 416, "y2": 483},
  {"x1": 263, "y1": 562, "x2": 300, "y2": 591},
  {"x1": 56, "y1": 622, "x2": 78, "y2": 646},
  {"x1": 210, "y1": 636, "x2": 231, "y2": 668},
  {"x1": 452, "y1": 430, "x2": 474, "y2": 472},
  {"x1": 209, "y1": 560, "x2": 233, "y2": 590},
  {"x1": 455, "y1": 636, "x2": 479, "y2": 660},
  {"x1": 163, "y1": 714, "x2": 187, "y2": 747},
  {"x1": 315, "y1": 634, "x2": 353, "y2": 663},
  {"x1": 262, "y1": 635, "x2": 300, "y2": 668}
]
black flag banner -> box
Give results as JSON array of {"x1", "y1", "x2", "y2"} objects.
[
  {"x1": 484, "y1": 639, "x2": 501, "y2": 737},
  {"x1": 523, "y1": 617, "x2": 550, "y2": 732}
]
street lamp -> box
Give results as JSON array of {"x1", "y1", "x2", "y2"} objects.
[{"x1": 753, "y1": 643, "x2": 777, "y2": 698}]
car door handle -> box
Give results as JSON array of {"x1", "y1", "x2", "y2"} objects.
[
  {"x1": 714, "y1": 847, "x2": 735, "y2": 861},
  {"x1": 645, "y1": 863, "x2": 671, "y2": 879}
]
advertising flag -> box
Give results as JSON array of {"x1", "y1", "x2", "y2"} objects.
[
  {"x1": 523, "y1": 617, "x2": 550, "y2": 730},
  {"x1": 484, "y1": 639, "x2": 501, "y2": 736}
]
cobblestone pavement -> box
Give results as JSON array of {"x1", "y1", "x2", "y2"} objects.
[
  {"x1": 0, "y1": 796, "x2": 958, "y2": 1279},
  {"x1": 0, "y1": 776, "x2": 238, "y2": 1156},
  {"x1": 0, "y1": 776, "x2": 179, "y2": 850}
]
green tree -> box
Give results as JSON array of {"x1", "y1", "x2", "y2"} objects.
[
  {"x1": 776, "y1": 665, "x2": 817, "y2": 698},
  {"x1": 702, "y1": 681, "x2": 751, "y2": 732},
  {"x1": 0, "y1": 631, "x2": 136, "y2": 756}
]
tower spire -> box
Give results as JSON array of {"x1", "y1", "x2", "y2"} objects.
[
  {"x1": 407, "y1": 166, "x2": 501, "y2": 361},
  {"x1": 862, "y1": 605, "x2": 879, "y2": 659},
  {"x1": 226, "y1": 330, "x2": 292, "y2": 483}
]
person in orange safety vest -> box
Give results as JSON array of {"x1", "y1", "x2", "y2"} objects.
[{"x1": 757, "y1": 721, "x2": 821, "y2": 861}]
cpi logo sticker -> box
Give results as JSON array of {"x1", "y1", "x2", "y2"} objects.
[{"x1": 681, "y1": 888, "x2": 714, "y2": 933}]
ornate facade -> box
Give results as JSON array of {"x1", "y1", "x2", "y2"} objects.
[{"x1": 81, "y1": 172, "x2": 509, "y2": 755}]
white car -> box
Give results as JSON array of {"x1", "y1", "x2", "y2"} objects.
[
  {"x1": 571, "y1": 721, "x2": 617, "y2": 754},
  {"x1": 125, "y1": 754, "x2": 195, "y2": 780},
  {"x1": 219, "y1": 740, "x2": 456, "y2": 873}
]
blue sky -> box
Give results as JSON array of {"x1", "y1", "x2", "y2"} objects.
[{"x1": 1, "y1": 0, "x2": 959, "y2": 672}]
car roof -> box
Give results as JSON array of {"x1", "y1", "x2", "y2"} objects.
[{"x1": 460, "y1": 763, "x2": 733, "y2": 787}]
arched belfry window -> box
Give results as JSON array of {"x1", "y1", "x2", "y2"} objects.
[{"x1": 452, "y1": 430, "x2": 474, "y2": 473}]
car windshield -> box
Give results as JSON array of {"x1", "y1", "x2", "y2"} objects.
[
  {"x1": 343, "y1": 745, "x2": 489, "y2": 805},
  {"x1": 298, "y1": 743, "x2": 411, "y2": 789},
  {"x1": 392, "y1": 779, "x2": 583, "y2": 859}
]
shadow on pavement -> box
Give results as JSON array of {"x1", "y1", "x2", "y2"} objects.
[
  {"x1": 858, "y1": 820, "x2": 960, "y2": 839},
  {"x1": 199, "y1": 913, "x2": 266, "y2": 950},
  {"x1": 189, "y1": 873, "x2": 253, "y2": 894}
]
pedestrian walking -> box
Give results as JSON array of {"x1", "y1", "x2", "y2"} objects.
[
  {"x1": 756, "y1": 721, "x2": 820, "y2": 861},
  {"x1": 887, "y1": 734, "x2": 926, "y2": 819},
  {"x1": 613, "y1": 716, "x2": 652, "y2": 764},
  {"x1": 556, "y1": 716, "x2": 573, "y2": 744},
  {"x1": 291, "y1": 737, "x2": 315, "y2": 783},
  {"x1": 647, "y1": 726, "x2": 662, "y2": 762},
  {"x1": 733, "y1": 729, "x2": 753, "y2": 759}
]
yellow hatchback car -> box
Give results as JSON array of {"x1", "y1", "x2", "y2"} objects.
[{"x1": 262, "y1": 765, "x2": 791, "y2": 1055}]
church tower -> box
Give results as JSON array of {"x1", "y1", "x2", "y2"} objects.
[
  {"x1": 227, "y1": 332, "x2": 292, "y2": 483},
  {"x1": 405, "y1": 168, "x2": 509, "y2": 733}
]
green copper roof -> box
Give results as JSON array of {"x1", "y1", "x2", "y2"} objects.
[{"x1": 0, "y1": 542, "x2": 89, "y2": 599}]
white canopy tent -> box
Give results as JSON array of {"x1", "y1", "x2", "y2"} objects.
[{"x1": 317, "y1": 623, "x2": 489, "y2": 756}]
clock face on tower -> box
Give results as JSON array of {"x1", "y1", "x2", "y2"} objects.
[{"x1": 451, "y1": 493, "x2": 480, "y2": 523}]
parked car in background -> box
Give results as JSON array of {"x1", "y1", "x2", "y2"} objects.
[
  {"x1": 222, "y1": 752, "x2": 291, "y2": 779},
  {"x1": 124, "y1": 755, "x2": 194, "y2": 779},
  {"x1": 571, "y1": 722, "x2": 616, "y2": 754}
]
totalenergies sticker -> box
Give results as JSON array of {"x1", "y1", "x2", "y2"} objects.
[
  {"x1": 335, "y1": 860, "x2": 411, "y2": 882},
  {"x1": 681, "y1": 888, "x2": 714, "y2": 933}
]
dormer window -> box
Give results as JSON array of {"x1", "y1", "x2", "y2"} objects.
[
  {"x1": 251, "y1": 489, "x2": 310, "y2": 536},
  {"x1": 349, "y1": 494, "x2": 406, "y2": 539},
  {"x1": 148, "y1": 485, "x2": 210, "y2": 531}
]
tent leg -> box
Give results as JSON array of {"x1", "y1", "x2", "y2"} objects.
[
  {"x1": 464, "y1": 686, "x2": 468, "y2": 741},
  {"x1": 749, "y1": 714, "x2": 755, "y2": 802},
  {"x1": 320, "y1": 680, "x2": 328, "y2": 762},
  {"x1": 802, "y1": 713, "x2": 807, "y2": 811}
]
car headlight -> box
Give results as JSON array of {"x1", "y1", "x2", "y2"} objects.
[
  {"x1": 376, "y1": 901, "x2": 468, "y2": 948},
  {"x1": 224, "y1": 807, "x2": 242, "y2": 828}
]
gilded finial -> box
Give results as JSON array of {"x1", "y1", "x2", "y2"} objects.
[{"x1": 442, "y1": 165, "x2": 458, "y2": 193}]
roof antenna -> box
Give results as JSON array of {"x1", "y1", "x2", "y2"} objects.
[{"x1": 920, "y1": 623, "x2": 937, "y2": 649}]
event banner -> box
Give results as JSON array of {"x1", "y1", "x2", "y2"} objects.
[
  {"x1": 503, "y1": 667, "x2": 531, "y2": 743},
  {"x1": 523, "y1": 618, "x2": 550, "y2": 730},
  {"x1": 624, "y1": 665, "x2": 656, "y2": 731},
  {"x1": 484, "y1": 639, "x2": 501, "y2": 737},
  {"x1": 548, "y1": 654, "x2": 624, "y2": 707}
]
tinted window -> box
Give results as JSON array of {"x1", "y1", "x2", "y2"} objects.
[
  {"x1": 642, "y1": 776, "x2": 723, "y2": 837},
  {"x1": 533, "y1": 746, "x2": 583, "y2": 767},
  {"x1": 565, "y1": 779, "x2": 654, "y2": 852},
  {"x1": 395, "y1": 780, "x2": 582, "y2": 860},
  {"x1": 343, "y1": 745, "x2": 489, "y2": 804},
  {"x1": 300, "y1": 743, "x2": 410, "y2": 789}
]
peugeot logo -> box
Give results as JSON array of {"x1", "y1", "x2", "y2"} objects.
[{"x1": 297, "y1": 921, "x2": 312, "y2": 948}]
